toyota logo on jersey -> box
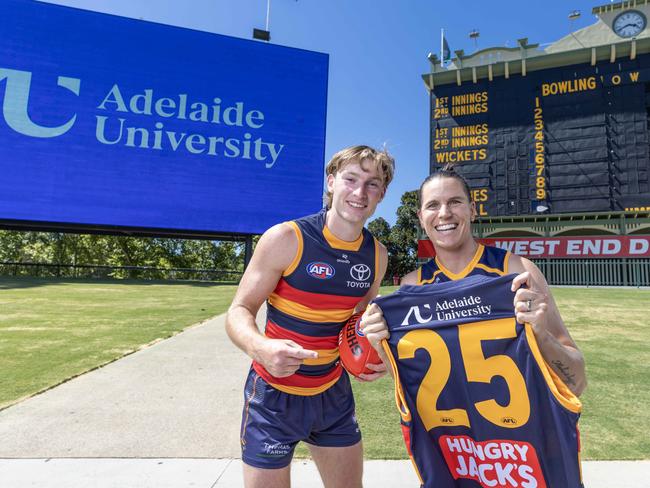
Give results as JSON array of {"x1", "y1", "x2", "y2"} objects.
[
  {"x1": 306, "y1": 261, "x2": 335, "y2": 279},
  {"x1": 350, "y1": 263, "x2": 371, "y2": 281}
]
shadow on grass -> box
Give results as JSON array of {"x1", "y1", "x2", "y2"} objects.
[{"x1": 0, "y1": 276, "x2": 239, "y2": 290}]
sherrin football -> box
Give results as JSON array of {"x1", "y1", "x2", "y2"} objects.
[{"x1": 338, "y1": 312, "x2": 381, "y2": 377}]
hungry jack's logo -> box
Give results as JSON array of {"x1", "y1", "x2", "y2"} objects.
[{"x1": 440, "y1": 435, "x2": 547, "y2": 488}]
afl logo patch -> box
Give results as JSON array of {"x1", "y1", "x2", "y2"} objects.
[
  {"x1": 350, "y1": 263, "x2": 371, "y2": 281},
  {"x1": 306, "y1": 261, "x2": 335, "y2": 279}
]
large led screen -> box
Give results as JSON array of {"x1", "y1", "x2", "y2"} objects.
[{"x1": 0, "y1": 0, "x2": 328, "y2": 235}]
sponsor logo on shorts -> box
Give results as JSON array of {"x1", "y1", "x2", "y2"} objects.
[
  {"x1": 261, "y1": 442, "x2": 291, "y2": 457},
  {"x1": 352, "y1": 413, "x2": 360, "y2": 433},
  {"x1": 306, "y1": 261, "x2": 335, "y2": 279}
]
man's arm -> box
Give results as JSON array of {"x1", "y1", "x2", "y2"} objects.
[
  {"x1": 225, "y1": 223, "x2": 317, "y2": 378},
  {"x1": 360, "y1": 261, "x2": 419, "y2": 377},
  {"x1": 355, "y1": 241, "x2": 389, "y2": 381},
  {"x1": 354, "y1": 241, "x2": 388, "y2": 312},
  {"x1": 400, "y1": 269, "x2": 418, "y2": 286},
  {"x1": 508, "y1": 254, "x2": 587, "y2": 396}
]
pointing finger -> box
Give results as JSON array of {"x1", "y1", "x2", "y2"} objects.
[{"x1": 287, "y1": 347, "x2": 318, "y2": 360}]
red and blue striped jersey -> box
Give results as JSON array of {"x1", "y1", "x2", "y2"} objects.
[
  {"x1": 252, "y1": 209, "x2": 379, "y2": 395},
  {"x1": 419, "y1": 244, "x2": 510, "y2": 284},
  {"x1": 375, "y1": 274, "x2": 583, "y2": 488}
]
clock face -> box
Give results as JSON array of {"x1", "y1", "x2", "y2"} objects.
[{"x1": 613, "y1": 10, "x2": 647, "y2": 38}]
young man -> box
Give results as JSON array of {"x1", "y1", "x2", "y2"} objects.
[
  {"x1": 226, "y1": 145, "x2": 395, "y2": 488},
  {"x1": 361, "y1": 169, "x2": 587, "y2": 487}
]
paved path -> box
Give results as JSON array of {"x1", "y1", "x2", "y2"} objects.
[
  {"x1": 1, "y1": 459, "x2": 648, "y2": 487},
  {"x1": 1, "y1": 311, "x2": 648, "y2": 487},
  {"x1": 0, "y1": 312, "x2": 252, "y2": 458}
]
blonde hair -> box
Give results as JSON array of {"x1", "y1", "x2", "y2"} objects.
[{"x1": 323, "y1": 145, "x2": 395, "y2": 208}]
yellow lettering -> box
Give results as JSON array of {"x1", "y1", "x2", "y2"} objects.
[
  {"x1": 451, "y1": 91, "x2": 488, "y2": 106},
  {"x1": 459, "y1": 318, "x2": 531, "y2": 429},
  {"x1": 434, "y1": 149, "x2": 487, "y2": 163},
  {"x1": 397, "y1": 318, "x2": 532, "y2": 432},
  {"x1": 471, "y1": 188, "x2": 488, "y2": 202},
  {"x1": 452, "y1": 103, "x2": 488, "y2": 116},
  {"x1": 451, "y1": 123, "x2": 489, "y2": 137},
  {"x1": 630, "y1": 71, "x2": 640, "y2": 82},
  {"x1": 541, "y1": 77, "x2": 598, "y2": 96},
  {"x1": 398, "y1": 329, "x2": 470, "y2": 429},
  {"x1": 612, "y1": 74, "x2": 621, "y2": 85},
  {"x1": 451, "y1": 135, "x2": 488, "y2": 148}
]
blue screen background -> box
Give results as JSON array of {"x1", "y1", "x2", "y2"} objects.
[{"x1": 0, "y1": 0, "x2": 328, "y2": 235}]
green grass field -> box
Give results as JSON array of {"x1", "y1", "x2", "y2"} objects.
[
  {"x1": 0, "y1": 277, "x2": 237, "y2": 408},
  {"x1": 1, "y1": 277, "x2": 648, "y2": 460}
]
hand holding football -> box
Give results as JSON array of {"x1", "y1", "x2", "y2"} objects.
[{"x1": 338, "y1": 312, "x2": 381, "y2": 377}]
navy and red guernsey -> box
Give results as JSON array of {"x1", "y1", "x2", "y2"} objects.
[
  {"x1": 252, "y1": 208, "x2": 379, "y2": 395},
  {"x1": 375, "y1": 274, "x2": 583, "y2": 488},
  {"x1": 418, "y1": 244, "x2": 510, "y2": 284}
]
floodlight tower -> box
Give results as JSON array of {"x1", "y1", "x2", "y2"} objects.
[
  {"x1": 469, "y1": 29, "x2": 480, "y2": 50},
  {"x1": 253, "y1": 0, "x2": 272, "y2": 41}
]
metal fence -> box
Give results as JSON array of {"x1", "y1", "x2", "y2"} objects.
[
  {"x1": 0, "y1": 262, "x2": 243, "y2": 283},
  {"x1": 3, "y1": 260, "x2": 648, "y2": 287},
  {"x1": 533, "y1": 258, "x2": 650, "y2": 287}
]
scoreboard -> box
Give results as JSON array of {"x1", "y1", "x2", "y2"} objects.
[{"x1": 431, "y1": 54, "x2": 650, "y2": 216}]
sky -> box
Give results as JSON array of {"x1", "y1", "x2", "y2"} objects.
[{"x1": 41, "y1": 0, "x2": 602, "y2": 225}]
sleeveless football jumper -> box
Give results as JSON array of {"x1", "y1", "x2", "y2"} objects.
[
  {"x1": 375, "y1": 274, "x2": 583, "y2": 488},
  {"x1": 418, "y1": 243, "x2": 510, "y2": 284},
  {"x1": 252, "y1": 208, "x2": 380, "y2": 395}
]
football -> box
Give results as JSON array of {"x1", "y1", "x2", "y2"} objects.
[{"x1": 338, "y1": 312, "x2": 381, "y2": 377}]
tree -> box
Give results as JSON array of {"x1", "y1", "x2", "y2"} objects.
[
  {"x1": 0, "y1": 230, "x2": 245, "y2": 280},
  {"x1": 368, "y1": 217, "x2": 397, "y2": 282},
  {"x1": 367, "y1": 191, "x2": 421, "y2": 282},
  {"x1": 390, "y1": 190, "x2": 420, "y2": 277},
  {"x1": 367, "y1": 217, "x2": 391, "y2": 244}
]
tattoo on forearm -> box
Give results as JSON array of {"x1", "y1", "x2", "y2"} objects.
[{"x1": 551, "y1": 360, "x2": 577, "y2": 386}]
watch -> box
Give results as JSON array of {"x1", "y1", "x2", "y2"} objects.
[{"x1": 612, "y1": 10, "x2": 646, "y2": 38}]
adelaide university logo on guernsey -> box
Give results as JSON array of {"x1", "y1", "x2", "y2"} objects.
[{"x1": 0, "y1": 68, "x2": 80, "y2": 138}]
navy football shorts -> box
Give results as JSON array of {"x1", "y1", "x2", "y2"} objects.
[{"x1": 240, "y1": 368, "x2": 361, "y2": 469}]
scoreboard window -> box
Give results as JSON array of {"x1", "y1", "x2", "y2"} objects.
[{"x1": 430, "y1": 55, "x2": 650, "y2": 215}]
